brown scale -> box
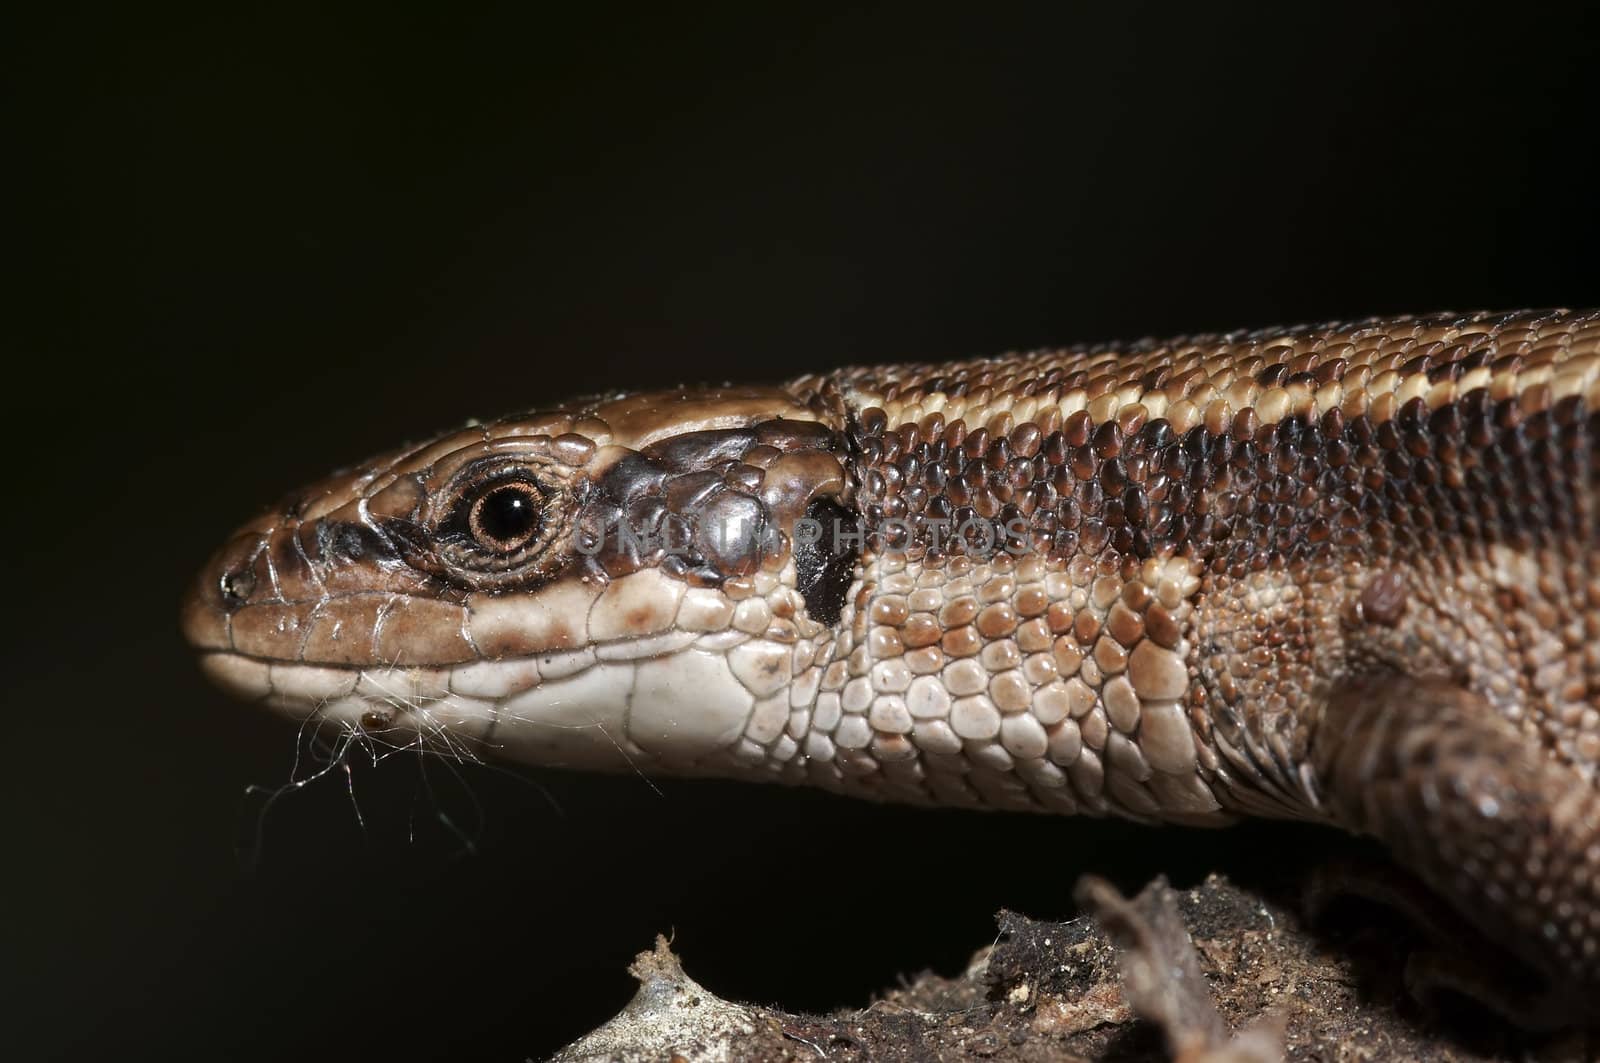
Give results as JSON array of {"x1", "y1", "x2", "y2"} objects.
[
  {"x1": 794, "y1": 308, "x2": 1600, "y2": 1015},
  {"x1": 573, "y1": 418, "x2": 843, "y2": 587}
]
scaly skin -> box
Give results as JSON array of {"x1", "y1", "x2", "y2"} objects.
[{"x1": 183, "y1": 309, "x2": 1600, "y2": 1023}]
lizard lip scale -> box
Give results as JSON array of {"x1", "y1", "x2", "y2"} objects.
[{"x1": 184, "y1": 310, "x2": 1600, "y2": 1024}]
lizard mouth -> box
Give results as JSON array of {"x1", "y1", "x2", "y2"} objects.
[
  {"x1": 186, "y1": 545, "x2": 812, "y2": 775},
  {"x1": 192, "y1": 622, "x2": 775, "y2": 776}
]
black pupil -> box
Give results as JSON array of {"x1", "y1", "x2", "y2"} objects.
[{"x1": 476, "y1": 486, "x2": 539, "y2": 545}]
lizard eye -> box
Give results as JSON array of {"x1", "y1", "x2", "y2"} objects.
[
  {"x1": 468, "y1": 481, "x2": 543, "y2": 552},
  {"x1": 431, "y1": 461, "x2": 570, "y2": 576}
]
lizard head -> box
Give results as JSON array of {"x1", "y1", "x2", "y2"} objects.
[{"x1": 182, "y1": 384, "x2": 858, "y2": 777}]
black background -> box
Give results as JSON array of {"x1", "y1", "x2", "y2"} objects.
[{"x1": 12, "y1": 4, "x2": 1600, "y2": 1061}]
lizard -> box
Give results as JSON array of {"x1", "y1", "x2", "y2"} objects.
[{"x1": 182, "y1": 308, "x2": 1600, "y2": 1025}]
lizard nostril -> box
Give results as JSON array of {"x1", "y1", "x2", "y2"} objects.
[{"x1": 219, "y1": 567, "x2": 256, "y2": 607}]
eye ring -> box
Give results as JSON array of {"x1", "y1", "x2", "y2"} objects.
[
  {"x1": 466, "y1": 480, "x2": 544, "y2": 553},
  {"x1": 427, "y1": 459, "x2": 572, "y2": 579}
]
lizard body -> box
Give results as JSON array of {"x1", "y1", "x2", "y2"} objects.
[{"x1": 184, "y1": 308, "x2": 1600, "y2": 1021}]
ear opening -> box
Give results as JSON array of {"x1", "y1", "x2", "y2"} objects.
[{"x1": 794, "y1": 496, "x2": 859, "y2": 626}]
